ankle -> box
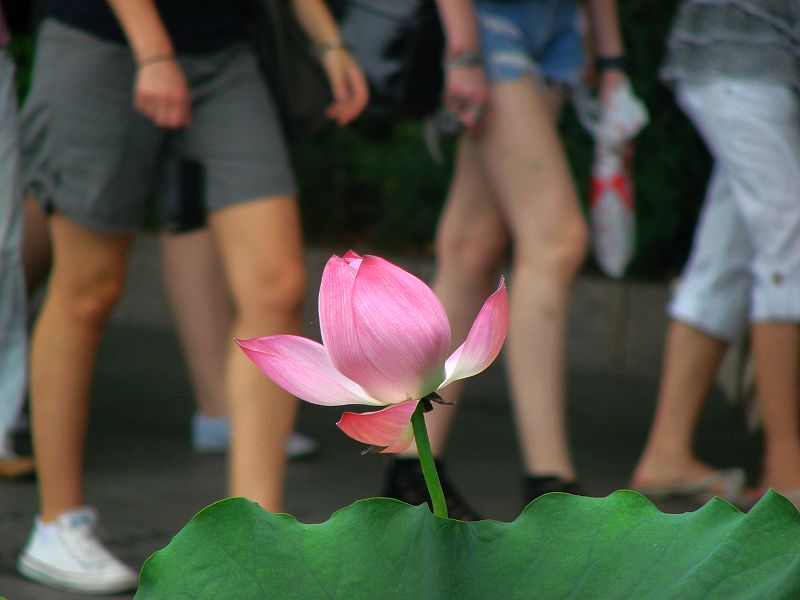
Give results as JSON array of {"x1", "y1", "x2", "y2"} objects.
[
  {"x1": 33, "y1": 518, "x2": 60, "y2": 542},
  {"x1": 41, "y1": 503, "x2": 85, "y2": 524},
  {"x1": 635, "y1": 445, "x2": 698, "y2": 474}
]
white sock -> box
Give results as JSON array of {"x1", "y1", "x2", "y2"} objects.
[{"x1": 34, "y1": 518, "x2": 60, "y2": 542}]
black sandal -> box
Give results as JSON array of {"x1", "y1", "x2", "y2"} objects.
[
  {"x1": 524, "y1": 475, "x2": 583, "y2": 505},
  {"x1": 383, "y1": 458, "x2": 483, "y2": 521}
]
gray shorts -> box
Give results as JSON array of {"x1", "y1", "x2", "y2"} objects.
[{"x1": 21, "y1": 19, "x2": 297, "y2": 234}]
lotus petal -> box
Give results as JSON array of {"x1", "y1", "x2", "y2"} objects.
[
  {"x1": 440, "y1": 279, "x2": 508, "y2": 388},
  {"x1": 319, "y1": 255, "x2": 360, "y2": 372},
  {"x1": 342, "y1": 250, "x2": 362, "y2": 267},
  {"x1": 236, "y1": 336, "x2": 380, "y2": 406},
  {"x1": 325, "y1": 255, "x2": 451, "y2": 403},
  {"x1": 337, "y1": 400, "x2": 418, "y2": 453}
]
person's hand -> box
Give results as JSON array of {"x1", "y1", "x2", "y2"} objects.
[
  {"x1": 134, "y1": 57, "x2": 191, "y2": 129},
  {"x1": 443, "y1": 64, "x2": 490, "y2": 135},
  {"x1": 320, "y1": 47, "x2": 369, "y2": 125},
  {"x1": 598, "y1": 68, "x2": 626, "y2": 107}
]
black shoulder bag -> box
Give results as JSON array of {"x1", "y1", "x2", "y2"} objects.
[
  {"x1": 336, "y1": 0, "x2": 444, "y2": 123},
  {"x1": 246, "y1": 0, "x2": 332, "y2": 139}
]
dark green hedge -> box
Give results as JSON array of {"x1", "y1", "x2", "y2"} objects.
[{"x1": 12, "y1": 0, "x2": 710, "y2": 280}]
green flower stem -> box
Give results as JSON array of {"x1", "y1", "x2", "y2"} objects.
[{"x1": 410, "y1": 402, "x2": 448, "y2": 519}]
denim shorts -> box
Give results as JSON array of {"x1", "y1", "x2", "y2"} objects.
[{"x1": 475, "y1": 0, "x2": 585, "y2": 85}]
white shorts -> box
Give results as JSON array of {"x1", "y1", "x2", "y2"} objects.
[{"x1": 669, "y1": 78, "x2": 800, "y2": 341}]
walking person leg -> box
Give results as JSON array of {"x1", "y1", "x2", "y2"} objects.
[
  {"x1": 19, "y1": 218, "x2": 140, "y2": 593},
  {"x1": 18, "y1": 0, "x2": 367, "y2": 592},
  {"x1": 209, "y1": 199, "x2": 306, "y2": 511},
  {"x1": 15, "y1": 15, "x2": 166, "y2": 592},
  {"x1": 386, "y1": 0, "x2": 602, "y2": 515},
  {"x1": 476, "y1": 77, "x2": 588, "y2": 494},
  {"x1": 159, "y1": 228, "x2": 318, "y2": 458},
  {"x1": 631, "y1": 167, "x2": 751, "y2": 500},
  {"x1": 434, "y1": 76, "x2": 587, "y2": 499},
  {"x1": 730, "y1": 80, "x2": 800, "y2": 501},
  {"x1": 753, "y1": 323, "x2": 800, "y2": 497},
  {"x1": 632, "y1": 77, "x2": 800, "y2": 506},
  {"x1": 22, "y1": 195, "x2": 51, "y2": 293}
]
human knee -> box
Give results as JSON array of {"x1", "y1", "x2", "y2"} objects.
[
  {"x1": 523, "y1": 217, "x2": 588, "y2": 280},
  {"x1": 563, "y1": 219, "x2": 590, "y2": 273},
  {"x1": 51, "y1": 268, "x2": 125, "y2": 325},
  {"x1": 436, "y1": 220, "x2": 508, "y2": 282},
  {"x1": 235, "y1": 259, "x2": 307, "y2": 319}
]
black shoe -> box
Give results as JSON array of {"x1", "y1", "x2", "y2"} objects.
[
  {"x1": 383, "y1": 458, "x2": 483, "y2": 521},
  {"x1": 523, "y1": 475, "x2": 583, "y2": 505}
]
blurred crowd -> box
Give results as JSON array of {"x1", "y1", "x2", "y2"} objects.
[{"x1": 0, "y1": 0, "x2": 798, "y2": 595}]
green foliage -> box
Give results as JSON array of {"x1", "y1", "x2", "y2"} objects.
[
  {"x1": 136, "y1": 490, "x2": 800, "y2": 599},
  {"x1": 291, "y1": 119, "x2": 453, "y2": 257},
  {"x1": 9, "y1": 34, "x2": 34, "y2": 101}
]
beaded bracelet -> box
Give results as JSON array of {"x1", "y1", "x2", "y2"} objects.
[
  {"x1": 138, "y1": 54, "x2": 177, "y2": 68},
  {"x1": 314, "y1": 40, "x2": 351, "y2": 57},
  {"x1": 443, "y1": 49, "x2": 483, "y2": 70}
]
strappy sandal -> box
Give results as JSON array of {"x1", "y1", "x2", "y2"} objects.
[
  {"x1": 382, "y1": 458, "x2": 483, "y2": 521},
  {"x1": 631, "y1": 467, "x2": 746, "y2": 502}
]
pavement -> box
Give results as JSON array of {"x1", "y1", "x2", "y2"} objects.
[{"x1": 0, "y1": 237, "x2": 764, "y2": 600}]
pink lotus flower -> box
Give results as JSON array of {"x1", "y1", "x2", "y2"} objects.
[{"x1": 237, "y1": 251, "x2": 508, "y2": 453}]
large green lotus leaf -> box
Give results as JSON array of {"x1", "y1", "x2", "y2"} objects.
[{"x1": 135, "y1": 489, "x2": 800, "y2": 599}]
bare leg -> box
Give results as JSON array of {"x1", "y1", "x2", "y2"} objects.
[
  {"x1": 752, "y1": 322, "x2": 800, "y2": 493},
  {"x1": 30, "y1": 215, "x2": 131, "y2": 521},
  {"x1": 478, "y1": 78, "x2": 587, "y2": 479},
  {"x1": 22, "y1": 196, "x2": 52, "y2": 295},
  {"x1": 159, "y1": 229, "x2": 231, "y2": 418},
  {"x1": 210, "y1": 197, "x2": 305, "y2": 512},
  {"x1": 630, "y1": 321, "x2": 727, "y2": 488},
  {"x1": 404, "y1": 78, "x2": 586, "y2": 482},
  {"x1": 397, "y1": 139, "x2": 508, "y2": 458}
]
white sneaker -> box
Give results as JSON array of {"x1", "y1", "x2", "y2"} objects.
[
  {"x1": 285, "y1": 431, "x2": 319, "y2": 460},
  {"x1": 18, "y1": 507, "x2": 138, "y2": 594}
]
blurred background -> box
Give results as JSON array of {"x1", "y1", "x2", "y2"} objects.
[{"x1": 9, "y1": 0, "x2": 710, "y2": 282}]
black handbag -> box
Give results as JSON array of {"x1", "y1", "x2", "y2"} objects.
[
  {"x1": 337, "y1": 0, "x2": 444, "y2": 122},
  {"x1": 246, "y1": 0, "x2": 332, "y2": 139},
  {"x1": 3, "y1": 0, "x2": 50, "y2": 34}
]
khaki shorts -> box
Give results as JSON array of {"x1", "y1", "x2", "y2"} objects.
[{"x1": 21, "y1": 19, "x2": 297, "y2": 234}]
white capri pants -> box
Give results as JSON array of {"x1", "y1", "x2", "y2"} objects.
[{"x1": 668, "y1": 78, "x2": 800, "y2": 342}]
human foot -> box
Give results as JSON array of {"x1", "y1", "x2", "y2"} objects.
[
  {"x1": 18, "y1": 507, "x2": 138, "y2": 594},
  {"x1": 630, "y1": 457, "x2": 745, "y2": 501}
]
